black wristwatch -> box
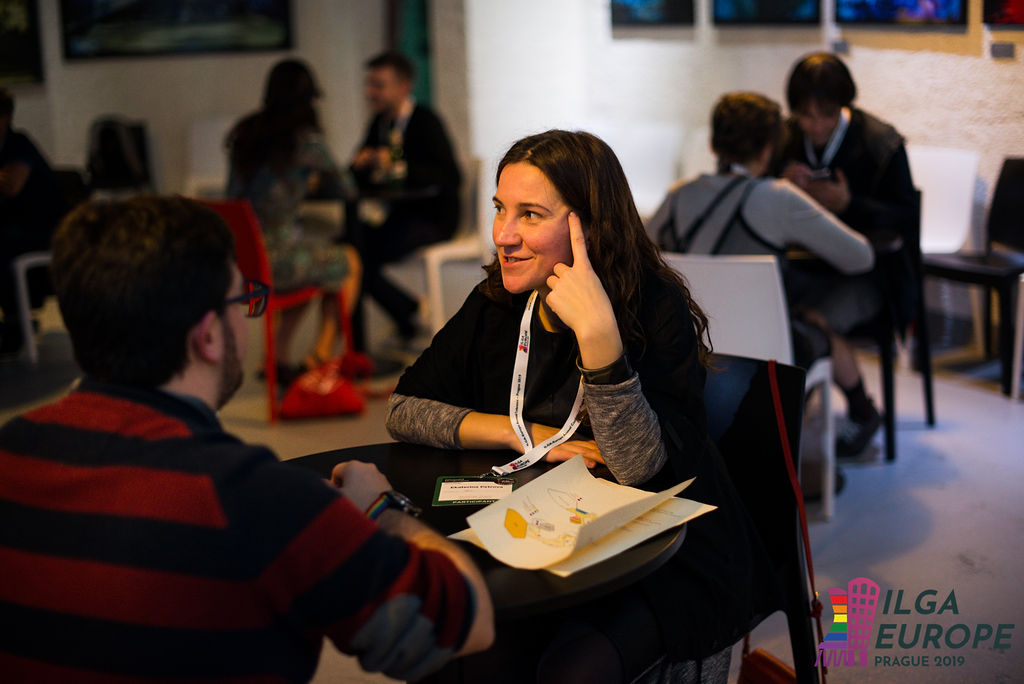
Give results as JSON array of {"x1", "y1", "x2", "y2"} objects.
[{"x1": 365, "y1": 489, "x2": 422, "y2": 520}]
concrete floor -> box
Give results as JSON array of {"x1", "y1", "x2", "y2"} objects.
[{"x1": 3, "y1": 291, "x2": 1022, "y2": 683}]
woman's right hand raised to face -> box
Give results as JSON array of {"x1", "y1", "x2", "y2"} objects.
[{"x1": 543, "y1": 212, "x2": 624, "y2": 370}]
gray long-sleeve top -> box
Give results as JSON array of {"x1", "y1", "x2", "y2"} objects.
[
  {"x1": 386, "y1": 371, "x2": 667, "y2": 486},
  {"x1": 646, "y1": 174, "x2": 874, "y2": 273}
]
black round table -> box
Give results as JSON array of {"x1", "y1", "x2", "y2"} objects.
[{"x1": 287, "y1": 441, "x2": 686, "y2": 620}]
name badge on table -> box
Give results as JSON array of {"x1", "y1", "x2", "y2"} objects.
[{"x1": 432, "y1": 476, "x2": 517, "y2": 506}]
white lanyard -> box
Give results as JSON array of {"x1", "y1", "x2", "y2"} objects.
[
  {"x1": 804, "y1": 107, "x2": 851, "y2": 170},
  {"x1": 491, "y1": 291, "x2": 585, "y2": 476}
]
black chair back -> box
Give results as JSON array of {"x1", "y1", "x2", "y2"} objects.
[
  {"x1": 53, "y1": 168, "x2": 90, "y2": 210},
  {"x1": 704, "y1": 353, "x2": 821, "y2": 684},
  {"x1": 988, "y1": 158, "x2": 1024, "y2": 253},
  {"x1": 86, "y1": 117, "x2": 153, "y2": 191}
]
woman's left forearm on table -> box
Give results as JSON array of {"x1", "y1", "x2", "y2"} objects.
[
  {"x1": 586, "y1": 375, "x2": 667, "y2": 486},
  {"x1": 385, "y1": 392, "x2": 471, "y2": 449}
]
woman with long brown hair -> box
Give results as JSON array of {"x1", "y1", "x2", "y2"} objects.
[
  {"x1": 227, "y1": 59, "x2": 361, "y2": 375},
  {"x1": 386, "y1": 130, "x2": 770, "y2": 682}
]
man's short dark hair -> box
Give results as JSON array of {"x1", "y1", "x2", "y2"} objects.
[
  {"x1": 711, "y1": 92, "x2": 784, "y2": 169},
  {"x1": 51, "y1": 195, "x2": 235, "y2": 387},
  {"x1": 0, "y1": 88, "x2": 13, "y2": 118},
  {"x1": 786, "y1": 52, "x2": 857, "y2": 113},
  {"x1": 365, "y1": 51, "x2": 415, "y2": 82}
]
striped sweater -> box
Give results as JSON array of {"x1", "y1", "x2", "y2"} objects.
[{"x1": 0, "y1": 380, "x2": 473, "y2": 682}]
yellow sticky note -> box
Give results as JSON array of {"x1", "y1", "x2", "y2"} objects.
[{"x1": 504, "y1": 508, "x2": 527, "y2": 538}]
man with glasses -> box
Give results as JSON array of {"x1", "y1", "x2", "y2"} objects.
[{"x1": 0, "y1": 196, "x2": 492, "y2": 681}]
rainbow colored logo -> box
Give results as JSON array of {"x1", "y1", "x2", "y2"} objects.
[{"x1": 817, "y1": 576, "x2": 880, "y2": 667}]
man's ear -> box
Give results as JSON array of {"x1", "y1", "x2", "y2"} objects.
[{"x1": 187, "y1": 310, "x2": 224, "y2": 365}]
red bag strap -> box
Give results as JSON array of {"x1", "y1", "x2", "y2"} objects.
[{"x1": 768, "y1": 359, "x2": 827, "y2": 680}]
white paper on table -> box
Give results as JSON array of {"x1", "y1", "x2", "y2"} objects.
[
  {"x1": 451, "y1": 495, "x2": 716, "y2": 576},
  {"x1": 463, "y1": 455, "x2": 709, "y2": 570}
]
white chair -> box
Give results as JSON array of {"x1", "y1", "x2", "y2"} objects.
[
  {"x1": 662, "y1": 253, "x2": 837, "y2": 519},
  {"x1": 906, "y1": 144, "x2": 979, "y2": 255},
  {"x1": 13, "y1": 251, "x2": 53, "y2": 364},
  {"x1": 183, "y1": 115, "x2": 235, "y2": 197},
  {"x1": 381, "y1": 158, "x2": 491, "y2": 334},
  {"x1": 420, "y1": 157, "x2": 493, "y2": 332},
  {"x1": 1013, "y1": 273, "x2": 1024, "y2": 400}
]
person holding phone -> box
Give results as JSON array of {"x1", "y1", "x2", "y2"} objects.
[
  {"x1": 778, "y1": 52, "x2": 916, "y2": 240},
  {"x1": 386, "y1": 130, "x2": 772, "y2": 683},
  {"x1": 777, "y1": 52, "x2": 918, "y2": 457},
  {"x1": 647, "y1": 92, "x2": 875, "y2": 425}
]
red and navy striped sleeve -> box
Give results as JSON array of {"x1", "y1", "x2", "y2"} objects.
[{"x1": 0, "y1": 389, "x2": 475, "y2": 682}]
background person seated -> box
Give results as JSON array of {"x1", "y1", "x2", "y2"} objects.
[
  {"x1": 227, "y1": 58, "x2": 362, "y2": 378},
  {"x1": 777, "y1": 52, "x2": 920, "y2": 456},
  {"x1": 350, "y1": 51, "x2": 462, "y2": 344},
  {"x1": 646, "y1": 91, "x2": 878, "y2": 457},
  {"x1": 0, "y1": 195, "x2": 492, "y2": 681},
  {"x1": 0, "y1": 88, "x2": 67, "y2": 357}
]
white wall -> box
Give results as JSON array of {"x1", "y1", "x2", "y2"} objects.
[
  {"x1": 463, "y1": 0, "x2": 1024, "y2": 245},
  {"x1": 11, "y1": 0, "x2": 1023, "y2": 245},
  {"x1": 12, "y1": 0, "x2": 388, "y2": 193}
]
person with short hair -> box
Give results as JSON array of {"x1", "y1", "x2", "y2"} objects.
[
  {"x1": 0, "y1": 87, "x2": 66, "y2": 356},
  {"x1": 387, "y1": 130, "x2": 772, "y2": 682},
  {"x1": 0, "y1": 195, "x2": 492, "y2": 681},
  {"x1": 777, "y1": 52, "x2": 919, "y2": 457},
  {"x1": 647, "y1": 91, "x2": 874, "y2": 398},
  {"x1": 350, "y1": 51, "x2": 462, "y2": 343}
]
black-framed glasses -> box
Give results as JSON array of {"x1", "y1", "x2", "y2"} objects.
[{"x1": 224, "y1": 279, "x2": 269, "y2": 318}]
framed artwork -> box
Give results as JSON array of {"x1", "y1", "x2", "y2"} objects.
[
  {"x1": 714, "y1": 0, "x2": 820, "y2": 24},
  {"x1": 835, "y1": 0, "x2": 966, "y2": 24},
  {"x1": 60, "y1": 0, "x2": 292, "y2": 59},
  {"x1": 1, "y1": 0, "x2": 45, "y2": 86},
  {"x1": 612, "y1": 0, "x2": 695, "y2": 26},
  {"x1": 984, "y1": 0, "x2": 1024, "y2": 24}
]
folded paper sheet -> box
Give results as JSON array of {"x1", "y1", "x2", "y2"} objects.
[{"x1": 458, "y1": 455, "x2": 716, "y2": 573}]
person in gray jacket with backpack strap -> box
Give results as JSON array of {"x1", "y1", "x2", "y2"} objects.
[{"x1": 647, "y1": 91, "x2": 878, "y2": 457}]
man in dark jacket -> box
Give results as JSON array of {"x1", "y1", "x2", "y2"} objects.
[
  {"x1": 0, "y1": 88, "x2": 66, "y2": 356},
  {"x1": 778, "y1": 52, "x2": 918, "y2": 458},
  {"x1": 350, "y1": 51, "x2": 462, "y2": 342}
]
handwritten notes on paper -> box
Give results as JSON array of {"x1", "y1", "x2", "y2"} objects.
[{"x1": 453, "y1": 455, "x2": 716, "y2": 574}]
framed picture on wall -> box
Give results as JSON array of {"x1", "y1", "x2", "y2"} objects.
[
  {"x1": 714, "y1": 0, "x2": 820, "y2": 24},
  {"x1": 984, "y1": 0, "x2": 1024, "y2": 24},
  {"x1": 60, "y1": 0, "x2": 293, "y2": 59},
  {"x1": 835, "y1": 0, "x2": 966, "y2": 24},
  {"x1": 612, "y1": 0, "x2": 695, "y2": 26},
  {"x1": 1, "y1": 0, "x2": 45, "y2": 86}
]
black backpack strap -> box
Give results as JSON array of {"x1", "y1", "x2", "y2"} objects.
[
  {"x1": 709, "y1": 178, "x2": 760, "y2": 254},
  {"x1": 674, "y1": 176, "x2": 747, "y2": 252},
  {"x1": 719, "y1": 180, "x2": 787, "y2": 258}
]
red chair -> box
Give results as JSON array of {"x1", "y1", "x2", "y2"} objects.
[{"x1": 196, "y1": 198, "x2": 356, "y2": 421}]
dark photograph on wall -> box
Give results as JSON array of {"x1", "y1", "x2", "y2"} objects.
[
  {"x1": 984, "y1": 0, "x2": 1024, "y2": 24},
  {"x1": 1, "y1": 0, "x2": 45, "y2": 85},
  {"x1": 714, "y1": 0, "x2": 820, "y2": 24},
  {"x1": 836, "y1": 0, "x2": 966, "y2": 24},
  {"x1": 60, "y1": 0, "x2": 292, "y2": 59},
  {"x1": 612, "y1": 0, "x2": 695, "y2": 26}
]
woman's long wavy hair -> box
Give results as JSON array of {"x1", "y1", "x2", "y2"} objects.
[
  {"x1": 481, "y1": 129, "x2": 711, "y2": 364},
  {"x1": 226, "y1": 59, "x2": 322, "y2": 182}
]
